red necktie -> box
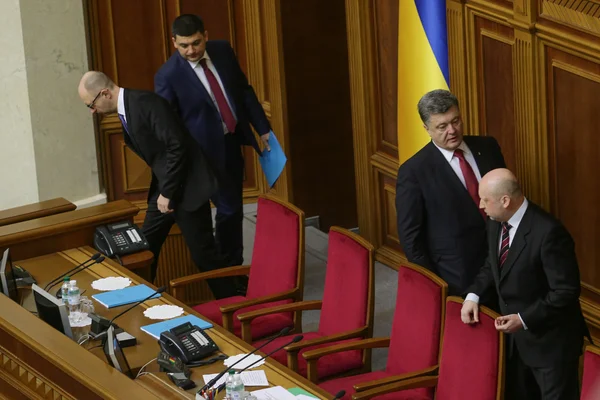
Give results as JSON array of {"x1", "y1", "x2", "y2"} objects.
[
  {"x1": 199, "y1": 59, "x2": 237, "y2": 133},
  {"x1": 499, "y1": 222, "x2": 512, "y2": 268},
  {"x1": 454, "y1": 149, "x2": 485, "y2": 219}
]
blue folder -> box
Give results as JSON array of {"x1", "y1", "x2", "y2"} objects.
[
  {"x1": 91, "y1": 284, "x2": 161, "y2": 308},
  {"x1": 140, "y1": 314, "x2": 213, "y2": 339},
  {"x1": 259, "y1": 131, "x2": 287, "y2": 188}
]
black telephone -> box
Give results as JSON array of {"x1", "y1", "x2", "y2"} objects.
[
  {"x1": 159, "y1": 322, "x2": 219, "y2": 364},
  {"x1": 94, "y1": 220, "x2": 149, "y2": 258}
]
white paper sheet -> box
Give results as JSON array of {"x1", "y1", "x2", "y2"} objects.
[
  {"x1": 91, "y1": 276, "x2": 131, "y2": 291},
  {"x1": 202, "y1": 370, "x2": 269, "y2": 389},
  {"x1": 223, "y1": 353, "x2": 265, "y2": 370},
  {"x1": 143, "y1": 304, "x2": 184, "y2": 320},
  {"x1": 252, "y1": 386, "x2": 297, "y2": 400}
]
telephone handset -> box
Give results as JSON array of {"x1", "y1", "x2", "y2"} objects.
[
  {"x1": 159, "y1": 322, "x2": 219, "y2": 364},
  {"x1": 94, "y1": 220, "x2": 149, "y2": 258}
]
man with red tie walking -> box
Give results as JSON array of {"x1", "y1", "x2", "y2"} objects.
[
  {"x1": 395, "y1": 89, "x2": 506, "y2": 299},
  {"x1": 461, "y1": 168, "x2": 587, "y2": 400},
  {"x1": 155, "y1": 15, "x2": 272, "y2": 287}
]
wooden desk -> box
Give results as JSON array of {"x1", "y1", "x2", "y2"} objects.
[
  {"x1": 0, "y1": 197, "x2": 76, "y2": 227},
  {"x1": 7, "y1": 247, "x2": 331, "y2": 400}
]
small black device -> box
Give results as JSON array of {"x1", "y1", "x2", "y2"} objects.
[
  {"x1": 0, "y1": 248, "x2": 19, "y2": 302},
  {"x1": 159, "y1": 322, "x2": 219, "y2": 364},
  {"x1": 94, "y1": 220, "x2": 149, "y2": 258},
  {"x1": 103, "y1": 326, "x2": 134, "y2": 379},
  {"x1": 157, "y1": 350, "x2": 191, "y2": 377},
  {"x1": 13, "y1": 264, "x2": 36, "y2": 286},
  {"x1": 32, "y1": 284, "x2": 73, "y2": 339},
  {"x1": 167, "y1": 372, "x2": 196, "y2": 390}
]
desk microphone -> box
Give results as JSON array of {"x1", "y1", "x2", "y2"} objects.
[
  {"x1": 332, "y1": 390, "x2": 346, "y2": 399},
  {"x1": 91, "y1": 286, "x2": 166, "y2": 341},
  {"x1": 54, "y1": 256, "x2": 105, "y2": 298},
  {"x1": 199, "y1": 326, "x2": 292, "y2": 392},
  {"x1": 215, "y1": 334, "x2": 304, "y2": 394},
  {"x1": 44, "y1": 252, "x2": 101, "y2": 291}
]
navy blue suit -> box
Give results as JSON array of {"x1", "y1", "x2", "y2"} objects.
[{"x1": 155, "y1": 40, "x2": 271, "y2": 266}]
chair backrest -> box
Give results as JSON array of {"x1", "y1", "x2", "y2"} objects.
[
  {"x1": 386, "y1": 263, "x2": 447, "y2": 375},
  {"x1": 581, "y1": 345, "x2": 600, "y2": 400},
  {"x1": 435, "y1": 297, "x2": 504, "y2": 400},
  {"x1": 318, "y1": 227, "x2": 375, "y2": 337},
  {"x1": 246, "y1": 195, "x2": 305, "y2": 299}
]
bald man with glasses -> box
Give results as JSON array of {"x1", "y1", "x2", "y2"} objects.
[{"x1": 78, "y1": 71, "x2": 237, "y2": 300}]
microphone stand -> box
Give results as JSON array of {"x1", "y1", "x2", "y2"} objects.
[
  {"x1": 199, "y1": 326, "x2": 292, "y2": 392},
  {"x1": 213, "y1": 335, "x2": 304, "y2": 395},
  {"x1": 44, "y1": 253, "x2": 101, "y2": 291}
]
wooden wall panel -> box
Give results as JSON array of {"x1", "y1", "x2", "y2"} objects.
[
  {"x1": 473, "y1": 17, "x2": 517, "y2": 172},
  {"x1": 374, "y1": 0, "x2": 398, "y2": 159},
  {"x1": 280, "y1": 0, "x2": 358, "y2": 230},
  {"x1": 546, "y1": 47, "x2": 600, "y2": 291}
]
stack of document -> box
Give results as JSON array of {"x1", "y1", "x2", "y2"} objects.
[{"x1": 91, "y1": 284, "x2": 161, "y2": 308}]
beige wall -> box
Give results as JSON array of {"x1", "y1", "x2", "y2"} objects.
[{"x1": 0, "y1": 0, "x2": 101, "y2": 210}]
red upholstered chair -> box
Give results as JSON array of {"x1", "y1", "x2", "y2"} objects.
[
  {"x1": 170, "y1": 194, "x2": 305, "y2": 341},
  {"x1": 581, "y1": 344, "x2": 600, "y2": 400},
  {"x1": 237, "y1": 227, "x2": 375, "y2": 381},
  {"x1": 307, "y1": 263, "x2": 447, "y2": 399},
  {"x1": 348, "y1": 297, "x2": 505, "y2": 400}
]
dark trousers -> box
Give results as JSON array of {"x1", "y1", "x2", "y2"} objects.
[
  {"x1": 505, "y1": 340, "x2": 580, "y2": 400},
  {"x1": 142, "y1": 192, "x2": 237, "y2": 300},
  {"x1": 211, "y1": 134, "x2": 245, "y2": 267}
]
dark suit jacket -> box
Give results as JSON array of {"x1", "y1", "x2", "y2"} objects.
[
  {"x1": 468, "y1": 202, "x2": 586, "y2": 367},
  {"x1": 395, "y1": 136, "x2": 505, "y2": 295},
  {"x1": 123, "y1": 89, "x2": 218, "y2": 211},
  {"x1": 154, "y1": 40, "x2": 271, "y2": 170}
]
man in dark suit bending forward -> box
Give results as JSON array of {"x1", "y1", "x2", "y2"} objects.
[{"x1": 77, "y1": 71, "x2": 236, "y2": 299}]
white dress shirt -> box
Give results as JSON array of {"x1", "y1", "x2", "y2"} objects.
[
  {"x1": 117, "y1": 87, "x2": 126, "y2": 122},
  {"x1": 188, "y1": 52, "x2": 237, "y2": 134},
  {"x1": 466, "y1": 198, "x2": 530, "y2": 329},
  {"x1": 433, "y1": 141, "x2": 482, "y2": 188}
]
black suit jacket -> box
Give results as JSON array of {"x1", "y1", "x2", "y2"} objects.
[
  {"x1": 468, "y1": 202, "x2": 586, "y2": 367},
  {"x1": 122, "y1": 89, "x2": 218, "y2": 211},
  {"x1": 395, "y1": 136, "x2": 506, "y2": 294}
]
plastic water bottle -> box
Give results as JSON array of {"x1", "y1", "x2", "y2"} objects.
[
  {"x1": 67, "y1": 280, "x2": 82, "y2": 323},
  {"x1": 61, "y1": 276, "x2": 70, "y2": 306},
  {"x1": 225, "y1": 371, "x2": 244, "y2": 400}
]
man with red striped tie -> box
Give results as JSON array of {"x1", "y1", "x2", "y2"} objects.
[{"x1": 461, "y1": 168, "x2": 588, "y2": 400}]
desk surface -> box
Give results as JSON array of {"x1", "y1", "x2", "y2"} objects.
[{"x1": 11, "y1": 247, "x2": 330, "y2": 400}]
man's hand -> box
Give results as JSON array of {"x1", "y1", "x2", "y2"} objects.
[
  {"x1": 260, "y1": 132, "x2": 271, "y2": 152},
  {"x1": 461, "y1": 300, "x2": 479, "y2": 324},
  {"x1": 495, "y1": 314, "x2": 523, "y2": 333},
  {"x1": 157, "y1": 194, "x2": 173, "y2": 214}
]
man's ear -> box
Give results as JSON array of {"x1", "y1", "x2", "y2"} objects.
[{"x1": 171, "y1": 36, "x2": 177, "y2": 48}]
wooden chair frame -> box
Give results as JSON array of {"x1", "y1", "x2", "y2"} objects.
[
  {"x1": 349, "y1": 297, "x2": 505, "y2": 400},
  {"x1": 301, "y1": 261, "x2": 448, "y2": 389},
  {"x1": 169, "y1": 194, "x2": 305, "y2": 334},
  {"x1": 237, "y1": 226, "x2": 376, "y2": 381}
]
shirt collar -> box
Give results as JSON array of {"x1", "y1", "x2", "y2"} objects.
[
  {"x1": 117, "y1": 87, "x2": 125, "y2": 117},
  {"x1": 433, "y1": 140, "x2": 472, "y2": 163},
  {"x1": 506, "y1": 197, "x2": 529, "y2": 231},
  {"x1": 188, "y1": 51, "x2": 212, "y2": 69}
]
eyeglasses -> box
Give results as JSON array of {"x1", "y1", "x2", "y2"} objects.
[{"x1": 86, "y1": 90, "x2": 103, "y2": 109}]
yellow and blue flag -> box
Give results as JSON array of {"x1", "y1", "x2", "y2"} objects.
[{"x1": 398, "y1": 0, "x2": 449, "y2": 163}]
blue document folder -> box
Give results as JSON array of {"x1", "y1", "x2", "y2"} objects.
[
  {"x1": 259, "y1": 131, "x2": 287, "y2": 188},
  {"x1": 91, "y1": 284, "x2": 161, "y2": 308},
  {"x1": 140, "y1": 314, "x2": 213, "y2": 339}
]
